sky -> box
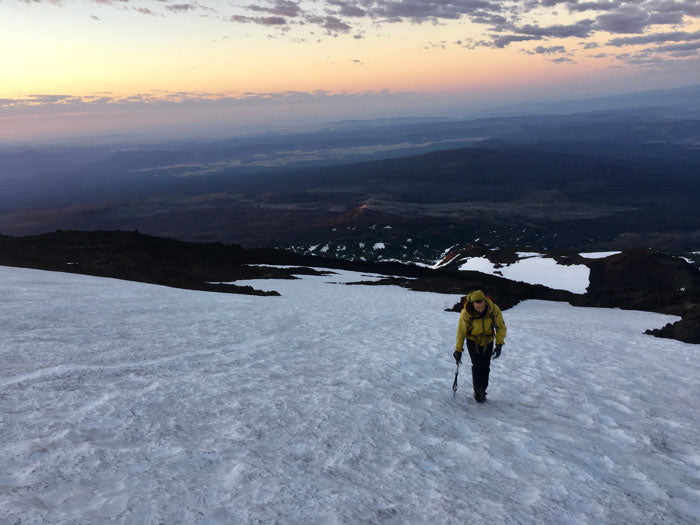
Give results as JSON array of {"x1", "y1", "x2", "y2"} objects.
[{"x1": 2, "y1": 0, "x2": 700, "y2": 142}]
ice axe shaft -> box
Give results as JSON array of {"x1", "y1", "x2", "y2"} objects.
[{"x1": 452, "y1": 362, "x2": 460, "y2": 397}]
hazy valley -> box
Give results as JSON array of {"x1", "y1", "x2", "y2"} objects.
[{"x1": 2, "y1": 90, "x2": 700, "y2": 267}]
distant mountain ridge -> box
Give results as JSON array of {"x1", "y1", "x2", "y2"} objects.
[{"x1": 461, "y1": 83, "x2": 700, "y2": 119}]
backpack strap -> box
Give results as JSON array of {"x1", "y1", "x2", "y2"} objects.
[{"x1": 467, "y1": 307, "x2": 496, "y2": 340}]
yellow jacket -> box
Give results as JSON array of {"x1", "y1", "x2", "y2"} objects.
[{"x1": 455, "y1": 294, "x2": 506, "y2": 351}]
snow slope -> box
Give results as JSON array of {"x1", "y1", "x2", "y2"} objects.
[{"x1": 1, "y1": 266, "x2": 698, "y2": 524}]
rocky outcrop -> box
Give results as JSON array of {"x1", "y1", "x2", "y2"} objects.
[
  {"x1": 0, "y1": 230, "x2": 291, "y2": 296},
  {"x1": 645, "y1": 304, "x2": 700, "y2": 344},
  {"x1": 571, "y1": 250, "x2": 700, "y2": 344}
]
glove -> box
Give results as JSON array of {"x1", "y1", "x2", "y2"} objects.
[
  {"x1": 453, "y1": 350, "x2": 462, "y2": 364},
  {"x1": 493, "y1": 344, "x2": 503, "y2": 359}
]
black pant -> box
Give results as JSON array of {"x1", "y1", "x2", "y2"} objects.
[{"x1": 467, "y1": 340, "x2": 493, "y2": 392}]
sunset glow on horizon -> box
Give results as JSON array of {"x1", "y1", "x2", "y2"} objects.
[{"x1": 3, "y1": 0, "x2": 700, "y2": 142}]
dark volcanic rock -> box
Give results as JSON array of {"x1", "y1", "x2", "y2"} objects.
[
  {"x1": 572, "y1": 249, "x2": 700, "y2": 344},
  {"x1": 346, "y1": 272, "x2": 575, "y2": 311},
  {"x1": 573, "y1": 249, "x2": 700, "y2": 312},
  {"x1": 645, "y1": 304, "x2": 700, "y2": 344},
  {"x1": 0, "y1": 230, "x2": 294, "y2": 296}
]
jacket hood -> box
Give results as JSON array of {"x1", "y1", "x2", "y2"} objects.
[
  {"x1": 465, "y1": 296, "x2": 494, "y2": 317},
  {"x1": 468, "y1": 290, "x2": 485, "y2": 302}
]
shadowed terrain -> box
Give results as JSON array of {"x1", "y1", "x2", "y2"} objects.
[{"x1": 1, "y1": 107, "x2": 699, "y2": 263}]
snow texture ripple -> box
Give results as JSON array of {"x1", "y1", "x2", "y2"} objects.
[{"x1": 0, "y1": 266, "x2": 698, "y2": 524}]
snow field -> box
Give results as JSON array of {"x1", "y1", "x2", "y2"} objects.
[
  {"x1": 579, "y1": 251, "x2": 622, "y2": 259},
  {"x1": 0, "y1": 265, "x2": 698, "y2": 524},
  {"x1": 458, "y1": 256, "x2": 590, "y2": 294}
]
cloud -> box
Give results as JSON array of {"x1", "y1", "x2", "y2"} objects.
[
  {"x1": 534, "y1": 44, "x2": 566, "y2": 53},
  {"x1": 306, "y1": 15, "x2": 352, "y2": 33},
  {"x1": 135, "y1": 7, "x2": 158, "y2": 16},
  {"x1": 231, "y1": 14, "x2": 288, "y2": 26},
  {"x1": 424, "y1": 40, "x2": 449, "y2": 50},
  {"x1": 470, "y1": 12, "x2": 508, "y2": 25},
  {"x1": 648, "y1": 10, "x2": 685, "y2": 25},
  {"x1": 327, "y1": 0, "x2": 367, "y2": 17},
  {"x1": 522, "y1": 44, "x2": 570, "y2": 55},
  {"x1": 366, "y1": 0, "x2": 502, "y2": 22},
  {"x1": 647, "y1": 40, "x2": 700, "y2": 52},
  {"x1": 490, "y1": 19, "x2": 595, "y2": 47},
  {"x1": 166, "y1": 4, "x2": 199, "y2": 13},
  {"x1": 607, "y1": 29, "x2": 700, "y2": 46},
  {"x1": 229, "y1": 0, "x2": 511, "y2": 34},
  {"x1": 566, "y1": 1, "x2": 621, "y2": 13},
  {"x1": 27, "y1": 94, "x2": 75, "y2": 104},
  {"x1": 514, "y1": 19, "x2": 597, "y2": 38},
  {"x1": 648, "y1": 0, "x2": 700, "y2": 17},
  {"x1": 483, "y1": 1, "x2": 700, "y2": 48},
  {"x1": 492, "y1": 34, "x2": 541, "y2": 47},
  {"x1": 605, "y1": 26, "x2": 700, "y2": 59},
  {"x1": 0, "y1": 89, "x2": 436, "y2": 121},
  {"x1": 245, "y1": 0, "x2": 303, "y2": 18},
  {"x1": 595, "y1": 4, "x2": 650, "y2": 33},
  {"x1": 231, "y1": 1, "x2": 354, "y2": 33},
  {"x1": 13, "y1": 0, "x2": 700, "y2": 54},
  {"x1": 667, "y1": 48, "x2": 700, "y2": 57}
]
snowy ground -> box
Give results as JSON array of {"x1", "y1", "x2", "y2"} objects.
[
  {"x1": 458, "y1": 255, "x2": 590, "y2": 294},
  {"x1": 1, "y1": 265, "x2": 698, "y2": 524},
  {"x1": 579, "y1": 251, "x2": 622, "y2": 259}
]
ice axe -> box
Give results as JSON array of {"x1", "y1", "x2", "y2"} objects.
[{"x1": 452, "y1": 362, "x2": 460, "y2": 398}]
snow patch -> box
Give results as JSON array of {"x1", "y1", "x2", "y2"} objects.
[
  {"x1": 433, "y1": 245, "x2": 460, "y2": 268},
  {"x1": 373, "y1": 242, "x2": 386, "y2": 250},
  {"x1": 580, "y1": 251, "x2": 622, "y2": 259},
  {"x1": 459, "y1": 256, "x2": 590, "y2": 294}
]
